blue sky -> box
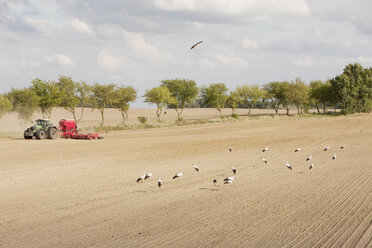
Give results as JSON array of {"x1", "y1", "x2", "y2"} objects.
[{"x1": 1, "y1": 0, "x2": 372, "y2": 107}]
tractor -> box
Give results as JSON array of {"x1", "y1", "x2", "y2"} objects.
[{"x1": 24, "y1": 119, "x2": 58, "y2": 140}]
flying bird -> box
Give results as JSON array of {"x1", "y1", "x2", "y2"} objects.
[
  {"x1": 295, "y1": 148, "x2": 301, "y2": 152},
  {"x1": 223, "y1": 176, "x2": 235, "y2": 182},
  {"x1": 213, "y1": 179, "x2": 217, "y2": 185},
  {"x1": 309, "y1": 163, "x2": 314, "y2": 170},
  {"x1": 262, "y1": 147, "x2": 268, "y2": 152},
  {"x1": 137, "y1": 173, "x2": 146, "y2": 183},
  {"x1": 229, "y1": 146, "x2": 232, "y2": 152},
  {"x1": 190, "y1": 41, "x2": 203, "y2": 49},
  {"x1": 232, "y1": 165, "x2": 236, "y2": 175},
  {"x1": 158, "y1": 178, "x2": 162, "y2": 188},
  {"x1": 340, "y1": 144, "x2": 346, "y2": 149},
  {"x1": 193, "y1": 163, "x2": 199, "y2": 172},
  {"x1": 144, "y1": 172, "x2": 152, "y2": 180},
  {"x1": 333, "y1": 153, "x2": 337, "y2": 160},
  {"x1": 324, "y1": 145, "x2": 330, "y2": 151},
  {"x1": 306, "y1": 155, "x2": 312, "y2": 161},
  {"x1": 285, "y1": 161, "x2": 292, "y2": 170},
  {"x1": 173, "y1": 172, "x2": 183, "y2": 180},
  {"x1": 262, "y1": 157, "x2": 268, "y2": 164}
]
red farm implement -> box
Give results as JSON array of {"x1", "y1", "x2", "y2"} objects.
[{"x1": 59, "y1": 119, "x2": 103, "y2": 140}]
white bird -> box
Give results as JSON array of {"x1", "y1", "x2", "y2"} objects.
[
  {"x1": 262, "y1": 147, "x2": 268, "y2": 152},
  {"x1": 333, "y1": 153, "x2": 336, "y2": 160},
  {"x1": 144, "y1": 172, "x2": 153, "y2": 180},
  {"x1": 232, "y1": 165, "x2": 236, "y2": 175},
  {"x1": 340, "y1": 144, "x2": 346, "y2": 149},
  {"x1": 229, "y1": 146, "x2": 232, "y2": 152},
  {"x1": 262, "y1": 157, "x2": 268, "y2": 164},
  {"x1": 137, "y1": 173, "x2": 146, "y2": 183},
  {"x1": 324, "y1": 145, "x2": 330, "y2": 151},
  {"x1": 158, "y1": 178, "x2": 162, "y2": 188},
  {"x1": 192, "y1": 163, "x2": 199, "y2": 172},
  {"x1": 309, "y1": 163, "x2": 314, "y2": 170},
  {"x1": 224, "y1": 180, "x2": 233, "y2": 184},
  {"x1": 213, "y1": 179, "x2": 217, "y2": 185},
  {"x1": 295, "y1": 148, "x2": 301, "y2": 152},
  {"x1": 285, "y1": 161, "x2": 292, "y2": 170},
  {"x1": 223, "y1": 176, "x2": 235, "y2": 182},
  {"x1": 306, "y1": 155, "x2": 312, "y2": 161},
  {"x1": 173, "y1": 172, "x2": 183, "y2": 179}
]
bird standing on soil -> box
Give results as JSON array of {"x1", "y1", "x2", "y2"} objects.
[
  {"x1": 144, "y1": 172, "x2": 152, "y2": 180},
  {"x1": 333, "y1": 153, "x2": 337, "y2": 160},
  {"x1": 224, "y1": 180, "x2": 233, "y2": 184},
  {"x1": 309, "y1": 163, "x2": 314, "y2": 170},
  {"x1": 137, "y1": 173, "x2": 146, "y2": 183},
  {"x1": 173, "y1": 172, "x2": 183, "y2": 180},
  {"x1": 223, "y1": 176, "x2": 235, "y2": 182},
  {"x1": 306, "y1": 155, "x2": 312, "y2": 161},
  {"x1": 193, "y1": 163, "x2": 199, "y2": 172},
  {"x1": 229, "y1": 146, "x2": 232, "y2": 152},
  {"x1": 340, "y1": 144, "x2": 346, "y2": 149},
  {"x1": 213, "y1": 179, "x2": 217, "y2": 185},
  {"x1": 262, "y1": 157, "x2": 268, "y2": 164},
  {"x1": 324, "y1": 145, "x2": 330, "y2": 151},
  {"x1": 232, "y1": 165, "x2": 236, "y2": 175},
  {"x1": 295, "y1": 148, "x2": 301, "y2": 152},
  {"x1": 158, "y1": 178, "x2": 162, "y2": 188},
  {"x1": 262, "y1": 147, "x2": 268, "y2": 152},
  {"x1": 285, "y1": 161, "x2": 292, "y2": 170}
]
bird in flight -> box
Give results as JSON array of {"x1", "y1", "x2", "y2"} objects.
[{"x1": 191, "y1": 41, "x2": 203, "y2": 49}]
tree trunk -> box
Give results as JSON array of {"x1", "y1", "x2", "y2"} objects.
[
  {"x1": 72, "y1": 109, "x2": 77, "y2": 123},
  {"x1": 121, "y1": 112, "x2": 126, "y2": 123},
  {"x1": 175, "y1": 108, "x2": 181, "y2": 121},
  {"x1": 156, "y1": 108, "x2": 161, "y2": 121},
  {"x1": 78, "y1": 107, "x2": 85, "y2": 122},
  {"x1": 248, "y1": 108, "x2": 252, "y2": 115},
  {"x1": 100, "y1": 109, "x2": 104, "y2": 126},
  {"x1": 217, "y1": 108, "x2": 222, "y2": 117},
  {"x1": 317, "y1": 106, "x2": 320, "y2": 113},
  {"x1": 286, "y1": 108, "x2": 290, "y2": 116},
  {"x1": 275, "y1": 104, "x2": 279, "y2": 115}
]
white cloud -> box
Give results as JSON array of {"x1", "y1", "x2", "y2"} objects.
[
  {"x1": 45, "y1": 54, "x2": 75, "y2": 67},
  {"x1": 198, "y1": 58, "x2": 217, "y2": 68},
  {"x1": 21, "y1": 59, "x2": 40, "y2": 68},
  {"x1": 69, "y1": 18, "x2": 95, "y2": 36},
  {"x1": 216, "y1": 54, "x2": 249, "y2": 67},
  {"x1": 293, "y1": 57, "x2": 315, "y2": 67},
  {"x1": 243, "y1": 39, "x2": 260, "y2": 50},
  {"x1": 153, "y1": 0, "x2": 310, "y2": 17},
  {"x1": 97, "y1": 50, "x2": 124, "y2": 69},
  {"x1": 354, "y1": 56, "x2": 372, "y2": 66}
]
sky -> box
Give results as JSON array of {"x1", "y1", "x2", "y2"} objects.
[{"x1": 1, "y1": 0, "x2": 372, "y2": 107}]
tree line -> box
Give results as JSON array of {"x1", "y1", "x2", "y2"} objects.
[{"x1": 0, "y1": 63, "x2": 371, "y2": 126}]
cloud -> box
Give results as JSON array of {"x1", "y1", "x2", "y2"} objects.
[
  {"x1": 97, "y1": 50, "x2": 124, "y2": 69},
  {"x1": 353, "y1": 56, "x2": 372, "y2": 66},
  {"x1": 293, "y1": 57, "x2": 315, "y2": 67},
  {"x1": 69, "y1": 18, "x2": 95, "y2": 36},
  {"x1": 243, "y1": 39, "x2": 260, "y2": 50},
  {"x1": 45, "y1": 54, "x2": 75, "y2": 67}
]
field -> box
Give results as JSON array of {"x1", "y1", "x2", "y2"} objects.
[{"x1": 0, "y1": 108, "x2": 371, "y2": 247}]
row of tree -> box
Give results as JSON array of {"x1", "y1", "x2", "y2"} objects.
[{"x1": 0, "y1": 63, "x2": 371, "y2": 126}]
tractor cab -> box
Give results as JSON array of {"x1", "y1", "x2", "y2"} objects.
[{"x1": 36, "y1": 119, "x2": 51, "y2": 127}]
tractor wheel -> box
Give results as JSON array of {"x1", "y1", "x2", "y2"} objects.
[
  {"x1": 47, "y1": 127, "x2": 58, "y2": 139},
  {"x1": 35, "y1": 130, "x2": 46, "y2": 140},
  {"x1": 24, "y1": 130, "x2": 33, "y2": 139}
]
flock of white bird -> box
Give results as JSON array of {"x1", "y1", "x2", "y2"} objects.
[{"x1": 136, "y1": 144, "x2": 347, "y2": 188}]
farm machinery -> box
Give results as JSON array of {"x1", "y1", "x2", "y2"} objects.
[
  {"x1": 24, "y1": 119, "x2": 58, "y2": 139},
  {"x1": 59, "y1": 119, "x2": 103, "y2": 140}
]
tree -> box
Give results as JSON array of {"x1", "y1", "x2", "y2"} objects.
[
  {"x1": 310, "y1": 80, "x2": 335, "y2": 113},
  {"x1": 200, "y1": 83, "x2": 228, "y2": 116},
  {"x1": 280, "y1": 81, "x2": 292, "y2": 115},
  {"x1": 143, "y1": 86, "x2": 174, "y2": 121},
  {"x1": 76, "y1": 81, "x2": 91, "y2": 122},
  {"x1": 227, "y1": 90, "x2": 240, "y2": 113},
  {"x1": 57, "y1": 76, "x2": 80, "y2": 122},
  {"x1": 7, "y1": 87, "x2": 39, "y2": 122},
  {"x1": 330, "y1": 63, "x2": 372, "y2": 113},
  {"x1": 112, "y1": 86, "x2": 137, "y2": 123},
  {"x1": 0, "y1": 94, "x2": 13, "y2": 118},
  {"x1": 161, "y1": 79, "x2": 199, "y2": 120},
  {"x1": 91, "y1": 83, "x2": 117, "y2": 126},
  {"x1": 236, "y1": 84, "x2": 265, "y2": 115},
  {"x1": 264, "y1": 82, "x2": 283, "y2": 114},
  {"x1": 31, "y1": 78, "x2": 61, "y2": 118},
  {"x1": 284, "y1": 78, "x2": 309, "y2": 114}
]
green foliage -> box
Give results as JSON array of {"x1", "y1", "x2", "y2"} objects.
[
  {"x1": 137, "y1": 116, "x2": 147, "y2": 124},
  {"x1": 91, "y1": 83, "x2": 117, "y2": 126},
  {"x1": 201, "y1": 83, "x2": 228, "y2": 116},
  {"x1": 330, "y1": 63, "x2": 372, "y2": 113},
  {"x1": 57, "y1": 76, "x2": 80, "y2": 121},
  {"x1": 0, "y1": 94, "x2": 13, "y2": 118},
  {"x1": 31, "y1": 78, "x2": 62, "y2": 118},
  {"x1": 227, "y1": 90, "x2": 240, "y2": 113},
  {"x1": 283, "y1": 78, "x2": 309, "y2": 114},
  {"x1": 161, "y1": 79, "x2": 198, "y2": 120},
  {"x1": 309, "y1": 80, "x2": 335, "y2": 113},
  {"x1": 7, "y1": 87, "x2": 39, "y2": 122},
  {"x1": 112, "y1": 86, "x2": 137, "y2": 123},
  {"x1": 236, "y1": 84, "x2": 265, "y2": 115},
  {"x1": 144, "y1": 86, "x2": 174, "y2": 121},
  {"x1": 264, "y1": 81, "x2": 286, "y2": 114},
  {"x1": 231, "y1": 113, "x2": 239, "y2": 119}
]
